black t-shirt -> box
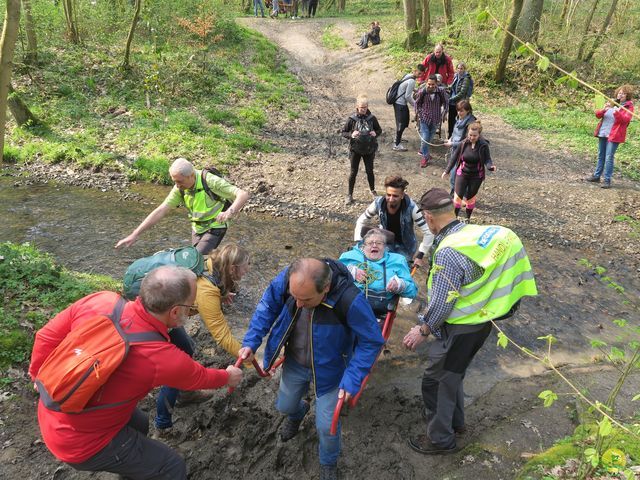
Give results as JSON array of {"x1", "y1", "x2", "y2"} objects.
[
  {"x1": 386, "y1": 208, "x2": 403, "y2": 245},
  {"x1": 460, "y1": 142, "x2": 482, "y2": 176}
]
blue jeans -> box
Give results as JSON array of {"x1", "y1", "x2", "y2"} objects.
[
  {"x1": 594, "y1": 137, "x2": 619, "y2": 183},
  {"x1": 254, "y1": 0, "x2": 265, "y2": 16},
  {"x1": 155, "y1": 327, "x2": 195, "y2": 429},
  {"x1": 275, "y1": 358, "x2": 341, "y2": 466},
  {"x1": 419, "y1": 122, "x2": 437, "y2": 158}
]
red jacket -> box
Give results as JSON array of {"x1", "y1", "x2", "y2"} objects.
[
  {"x1": 29, "y1": 291, "x2": 230, "y2": 463},
  {"x1": 419, "y1": 53, "x2": 455, "y2": 85},
  {"x1": 594, "y1": 101, "x2": 634, "y2": 143}
]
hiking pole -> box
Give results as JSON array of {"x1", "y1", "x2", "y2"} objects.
[{"x1": 228, "y1": 356, "x2": 286, "y2": 393}]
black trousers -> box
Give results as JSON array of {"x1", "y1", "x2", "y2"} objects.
[
  {"x1": 348, "y1": 150, "x2": 376, "y2": 195},
  {"x1": 393, "y1": 103, "x2": 410, "y2": 145},
  {"x1": 447, "y1": 104, "x2": 458, "y2": 139},
  {"x1": 191, "y1": 227, "x2": 227, "y2": 255}
]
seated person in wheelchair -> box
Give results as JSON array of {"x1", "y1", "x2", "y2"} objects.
[{"x1": 339, "y1": 228, "x2": 417, "y2": 320}]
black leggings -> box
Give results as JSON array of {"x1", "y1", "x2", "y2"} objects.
[
  {"x1": 308, "y1": 0, "x2": 317, "y2": 16},
  {"x1": 348, "y1": 151, "x2": 375, "y2": 195},
  {"x1": 447, "y1": 104, "x2": 457, "y2": 139},
  {"x1": 394, "y1": 103, "x2": 410, "y2": 145},
  {"x1": 454, "y1": 174, "x2": 483, "y2": 200}
]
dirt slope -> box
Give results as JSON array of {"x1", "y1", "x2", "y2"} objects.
[{"x1": 1, "y1": 17, "x2": 640, "y2": 480}]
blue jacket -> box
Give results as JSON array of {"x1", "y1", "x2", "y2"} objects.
[
  {"x1": 339, "y1": 246, "x2": 417, "y2": 315},
  {"x1": 242, "y1": 259, "x2": 384, "y2": 396}
]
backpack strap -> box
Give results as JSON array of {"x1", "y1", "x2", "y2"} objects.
[{"x1": 200, "y1": 169, "x2": 232, "y2": 212}]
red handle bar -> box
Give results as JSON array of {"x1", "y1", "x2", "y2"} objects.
[{"x1": 228, "y1": 356, "x2": 285, "y2": 393}]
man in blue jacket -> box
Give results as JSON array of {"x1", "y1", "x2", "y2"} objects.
[{"x1": 239, "y1": 258, "x2": 383, "y2": 480}]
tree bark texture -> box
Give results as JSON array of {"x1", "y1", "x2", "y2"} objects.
[
  {"x1": 560, "y1": 0, "x2": 569, "y2": 22},
  {"x1": 122, "y1": 0, "x2": 142, "y2": 69},
  {"x1": 22, "y1": 0, "x2": 37, "y2": 64},
  {"x1": 0, "y1": 0, "x2": 22, "y2": 163},
  {"x1": 8, "y1": 84, "x2": 38, "y2": 126},
  {"x1": 515, "y1": 0, "x2": 543, "y2": 45},
  {"x1": 583, "y1": 0, "x2": 619, "y2": 63},
  {"x1": 420, "y1": 0, "x2": 430, "y2": 37},
  {"x1": 442, "y1": 0, "x2": 452, "y2": 28},
  {"x1": 338, "y1": 0, "x2": 345, "y2": 13},
  {"x1": 577, "y1": 0, "x2": 600, "y2": 60},
  {"x1": 495, "y1": 0, "x2": 524, "y2": 83},
  {"x1": 403, "y1": 0, "x2": 419, "y2": 48},
  {"x1": 62, "y1": 0, "x2": 79, "y2": 43}
]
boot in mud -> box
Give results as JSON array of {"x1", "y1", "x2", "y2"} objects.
[
  {"x1": 320, "y1": 464, "x2": 338, "y2": 480},
  {"x1": 280, "y1": 401, "x2": 310, "y2": 442}
]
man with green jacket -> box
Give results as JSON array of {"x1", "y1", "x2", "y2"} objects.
[
  {"x1": 116, "y1": 158, "x2": 250, "y2": 255},
  {"x1": 403, "y1": 188, "x2": 537, "y2": 455}
]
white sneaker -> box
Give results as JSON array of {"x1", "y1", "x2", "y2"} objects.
[{"x1": 392, "y1": 143, "x2": 408, "y2": 152}]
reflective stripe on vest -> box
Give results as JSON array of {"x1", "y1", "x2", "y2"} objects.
[
  {"x1": 427, "y1": 225, "x2": 537, "y2": 325},
  {"x1": 182, "y1": 171, "x2": 226, "y2": 233}
]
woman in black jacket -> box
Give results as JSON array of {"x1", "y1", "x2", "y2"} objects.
[{"x1": 442, "y1": 121, "x2": 495, "y2": 220}]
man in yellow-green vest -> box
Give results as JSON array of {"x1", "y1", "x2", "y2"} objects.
[
  {"x1": 403, "y1": 188, "x2": 537, "y2": 455},
  {"x1": 116, "y1": 158, "x2": 250, "y2": 255}
]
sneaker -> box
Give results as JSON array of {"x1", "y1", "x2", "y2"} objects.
[
  {"x1": 280, "y1": 401, "x2": 310, "y2": 442},
  {"x1": 420, "y1": 156, "x2": 429, "y2": 168},
  {"x1": 176, "y1": 389, "x2": 214, "y2": 406},
  {"x1": 585, "y1": 175, "x2": 600, "y2": 183},
  {"x1": 601, "y1": 181, "x2": 611, "y2": 189},
  {"x1": 319, "y1": 464, "x2": 338, "y2": 480},
  {"x1": 345, "y1": 194, "x2": 353, "y2": 205},
  {"x1": 392, "y1": 144, "x2": 408, "y2": 151}
]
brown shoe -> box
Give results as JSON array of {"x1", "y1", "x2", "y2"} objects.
[{"x1": 408, "y1": 434, "x2": 458, "y2": 455}]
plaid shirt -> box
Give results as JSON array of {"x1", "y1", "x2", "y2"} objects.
[
  {"x1": 419, "y1": 221, "x2": 484, "y2": 338},
  {"x1": 415, "y1": 86, "x2": 448, "y2": 126}
]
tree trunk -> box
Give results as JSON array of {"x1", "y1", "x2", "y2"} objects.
[
  {"x1": 122, "y1": 0, "x2": 142, "y2": 69},
  {"x1": 0, "y1": 0, "x2": 22, "y2": 163},
  {"x1": 442, "y1": 0, "x2": 452, "y2": 28},
  {"x1": 560, "y1": 0, "x2": 569, "y2": 22},
  {"x1": 495, "y1": 0, "x2": 524, "y2": 83},
  {"x1": 338, "y1": 0, "x2": 345, "y2": 13},
  {"x1": 62, "y1": 0, "x2": 79, "y2": 43},
  {"x1": 22, "y1": 0, "x2": 37, "y2": 64},
  {"x1": 583, "y1": 0, "x2": 619, "y2": 63},
  {"x1": 515, "y1": 0, "x2": 543, "y2": 45},
  {"x1": 577, "y1": 0, "x2": 600, "y2": 60},
  {"x1": 420, "y1": 0, "x2": 430, "y2": 37},
  {"x1": 8, "y1": 84, "x2": 38, "y2": 126},
  {"x1": 403, "y1": 0, "x2": 419, "y2": 48}
]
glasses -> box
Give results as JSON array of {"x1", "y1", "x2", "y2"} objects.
[
  {"x1": 175, "y1": 304, "x2": 198, "y2": 310},
  {"x1": 364, "y1": 240, "x2": 385, "y2": 247}
]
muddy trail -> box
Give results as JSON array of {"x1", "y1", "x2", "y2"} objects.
[{"x1": 2, "y1": 17, "x2": 640, "y2": 480}]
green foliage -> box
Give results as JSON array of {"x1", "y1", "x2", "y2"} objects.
[
  {"x1": 497, "y1": 331, "x2": 508, "y2": 349},
  {"x1": 321, "y1": 24, "x2": 348, "y2": 50},
  {"x1": 538, "y1": 390, "x2": 558, "y2": 408},
  {"x1": 0, "y1": 242, "x2": 119, "y2": 371}
]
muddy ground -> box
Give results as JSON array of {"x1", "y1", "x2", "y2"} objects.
[{"x1": 2, "y1": 17, "x2": 640, "y2": 480}]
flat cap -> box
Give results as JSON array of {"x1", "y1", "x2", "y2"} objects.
[{"x1": 419, "y1": 188, "x2": 453, "y2": 211}]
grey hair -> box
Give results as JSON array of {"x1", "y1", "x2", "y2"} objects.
[
  {"x1": 139, "y1": 266, "x2": 196, "y2": 314},
  {"x1": 457, "y1": 62, "x2": 466, "y2": 70},
  {"x1": 425, "y1": 204, "x2": 454, "y2": 216},
  {"x1": 169, "y1": 158, "x2": 194, "y2": 177},
  {"x1": 289, "y1": 258, "x2": 332, "y2": 293},
  {"x1": 363, "y1": 229, "x2": 387, "y2": 245}
]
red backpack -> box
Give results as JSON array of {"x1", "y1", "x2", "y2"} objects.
[{"x1": 34, "y1": 297, "x2": 165, "y2": 413}]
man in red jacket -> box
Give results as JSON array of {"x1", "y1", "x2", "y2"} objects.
[
  {"x1": 29, "y1": 266, "x2": 243, "y2": 480},
  {"x1": 419, "y1": 43, "x2": 455, "y2": 85}
]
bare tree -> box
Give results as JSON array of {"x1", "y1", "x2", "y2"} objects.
[
  {"x1": 560, "y1": 0, "x2": 570, "y2": 22},
  {"x1": 420, "y1": 0, "x2": 430, "y2": 38},
  {"x1": 442, "y1": 0, "x2": 452, "y2": 28},
  {"x1": 0, "y1": 0, "x2": 22, "y2": 163},
  {"x1": 122, "y1": 0, "x2": 142, "y2": 69},
  {"x1": 515, "y1": 0, "x2": 544, "y2": 45},
  {"x1": 8, "y1": 84, "x2": 38, "y2": 126},
  {"x1": 583, "y1": 0, "x2": 619, "y2": 63},
  {"x1": 22, "y1": 0, "x2": 37, "y2": 64},
  {"x1": 338, "y1": 0, "x2": 345, "y2": 13},
  {"x1": 62, "y1": 0, "x2": 79, "y2": 43},
  {"x1": 495, "y1": 0, "x2": 524, "y2": 83},
  {"x1": 577, "y1": 0, "x2": 600, "y2": 60},
  {"x1": 403, "y1": 0, "x2": 420, "y2": 48}
]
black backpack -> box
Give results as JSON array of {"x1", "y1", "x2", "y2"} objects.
[
  {"x1": 385, "y1": 77, "x2": 411, "y2": 105},
  {"x1": 350, "y1": 114, "x2": 377, "y2": 155},
  {"x1": 180, "y1": 166, "x2": 232, "y2": 211}
]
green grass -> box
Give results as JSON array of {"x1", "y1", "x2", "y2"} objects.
[
  {"x1": 4, "y1": 0, "x2": 306, "y2": 184},
  {"x1": 322, "y1": 24, "x2": 348, "y2": 50},
  {"x1": 0, "y1": 242, "x2": 119, "y2": 372}
]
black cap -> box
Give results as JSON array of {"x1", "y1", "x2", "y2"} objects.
[{"x1": 419, "y1": 188, "x2": 453, "y2": 211}]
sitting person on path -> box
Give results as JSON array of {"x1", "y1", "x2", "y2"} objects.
[
  {"x1": 403, "y1": 188, "x2": 537, "y2": 455},
  {"x1": 585, "y1": 84, "x2": 634, "y2": 189},
  {"x1": 442, "y1": 121, "x2": 495, "y2": 221},
  {"x1": 339, "y1": 228, "x2": 417, "y2": 319},
  {"x1": 415, "y1": 74, "x2": 449, "y2": 168},
  {"x1": 392, "y1": 64, "x2": 423, "y2": 151},
  {"x1": 155, "y1": 244, "x2": 251, "y2": 435},
  {"x1": 341, "y1": 95, "x2": 382, "y2": 205},
  {"x1": 28, "y1": 266, "x2": 243, "y2": 479},
  {"x1": 239, "y1": 258, "x2": 384, "y2": 480},
  {"x1": 116, "y1": 158, "x2": 250, "y2": 255},
  {"x1": 418, "y1": 43, "x2": 455, "y2": 85},
  {"x1": 356, "y1": 21, "x2": 381, "y2": 49},
  {"x1": 354, "y1": 175, "x2": 433, "y2": 266},
  {"x1": 444, "y1": 99, "x2": 477, "y2": 194},
  {"x1": 447, "y1": 62, "x2": 473, "y2": 139}
]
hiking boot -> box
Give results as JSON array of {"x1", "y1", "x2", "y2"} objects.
[
  {"x1": 176, "y1": 389, "x2": 214, "y2": 406},
  {"x1": 420, "y1": 156, "x2": 429, "y2": 168},
  {"x1": 280, "y1": 401, "x2": 310, "y2": 442},
  {"x1": 601, "y1": 180, "x2": 611, "y2": 189},
  {"x1": 409, "y1": 434, "x2": 458, "y2": 455},
  {"x1": 319, "y1": 464, "x2": 338, "y2": 480},
  {"x1": 151, "y1": 425, "x2": 178, "y2": 441},
  {"x1": 585, "y1": 175, "x2": 600, "y2": 183},
  {"x1": 345, "y1": 194, "x2": 353, "y2": 205}
]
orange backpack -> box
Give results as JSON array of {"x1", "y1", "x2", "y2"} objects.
[{"x1": 35, "y1": 297, "x2": 165, "y2": 413}]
